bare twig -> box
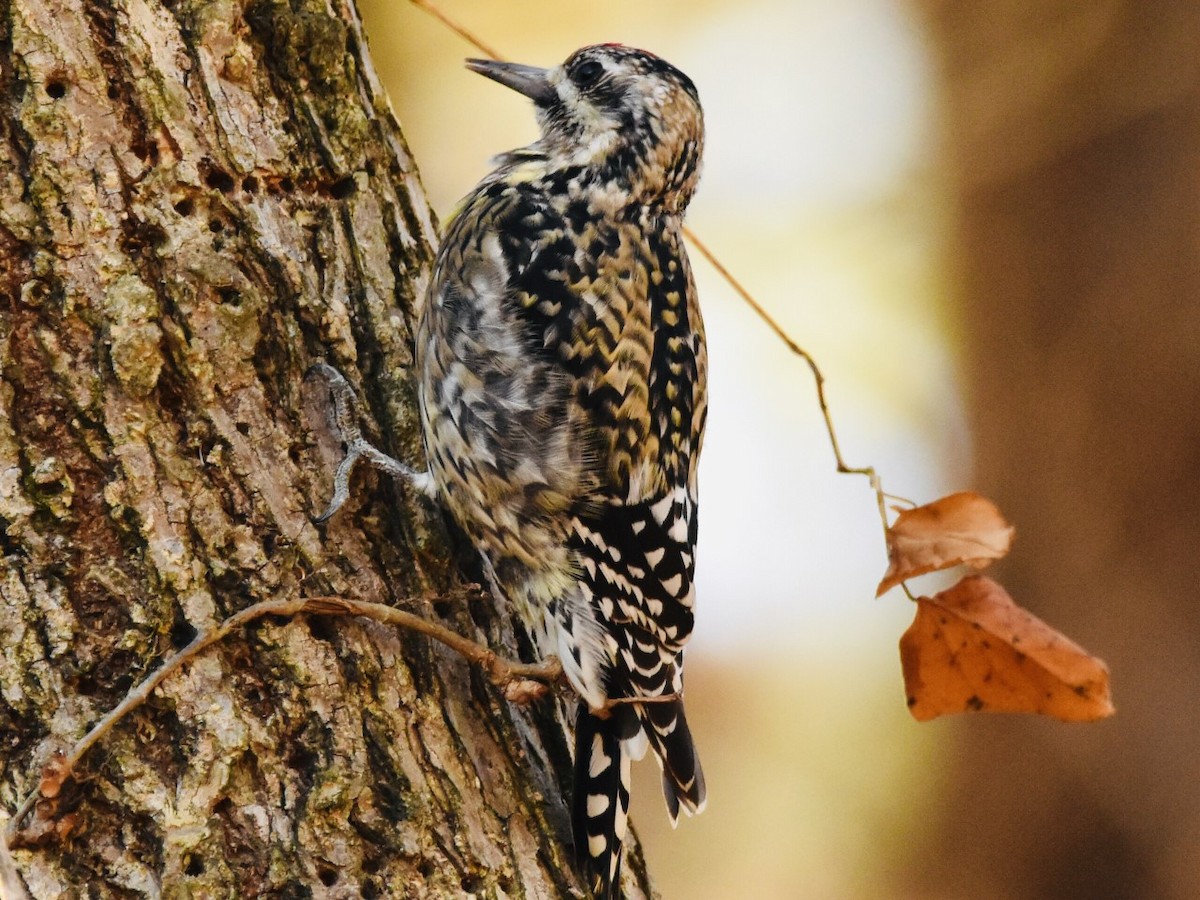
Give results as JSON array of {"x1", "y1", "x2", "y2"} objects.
[
  {"x1": 403, "y1": 0, "x2": 893, "y2": 545},
  {"x1": 604, "y1": 693, "x2": 680, "y2": 709},
  {"x1": 298, "y1": 595, "x2": 564, "y2": 686},
  {"x1": 4, "y1": 593, "x2": 561, "y2": 847},
  {"x1": 680, "y1": 229, "x2": 889, "y2": 531},
  {"x1": 409, "y1": 0, "x2": 504, "y2": 60}
]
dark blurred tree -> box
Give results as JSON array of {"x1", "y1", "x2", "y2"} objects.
[
  {"x1": 0, "y1": 0, "x2": 652, "y2": 895},
  {"x1": 912, "y1": 2, "x2": 1200, "y2": 898}
]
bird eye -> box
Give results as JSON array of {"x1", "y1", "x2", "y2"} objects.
[{"x1": 571, "y1": 59, "x2": 604, "y2": 88}]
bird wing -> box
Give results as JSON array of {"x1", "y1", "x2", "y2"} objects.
[{"x1": 417, "y1": 179, "x2": 599, "y2": 581}]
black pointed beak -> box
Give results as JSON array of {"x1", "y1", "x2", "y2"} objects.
[{"x1": 465, "y1": 59, "x2": 557, "y2": 105}]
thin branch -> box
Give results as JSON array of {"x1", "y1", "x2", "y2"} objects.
[
  {"x1": 409, "y1": 0, "x2": 504, "y2": 60},
  {"x1": 605, "y1": 693, "x2": 680, "y2": 708},
  {"x1": 298, "y1": 594, "x2": 564, "y2": 685},
  {"x1": 5, "y1": 593, "x2": 561, "y2": 847},
  {"x1": 680, "y1": 229, "x2": 890, "y2": 537}
]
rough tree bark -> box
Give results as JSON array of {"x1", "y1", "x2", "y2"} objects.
[{"x1": 0, "y1": 0, "x2": 652, "y2": 896}]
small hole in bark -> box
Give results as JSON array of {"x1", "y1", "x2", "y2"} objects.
[
  {"x1": 170, "y1": 616, "x2": 198, "y2": 649},
  {"x1": 217, "y1": 287, "x2": 241, "y2": 306},
  {"x1": 46, "y1": 80, "x2": 66, "y2": 99},
  {"x1": 329, "y1": 175, "x2": 356, "y2": 199},
  {"x1": 204, "y1": 167, "x2": 235, "y2": 193},
  {"x1": 139, "y1": 221, "x2": 169, "y2": 248},
  {"x1": 130, "y1": 138, "x2": 152, "y2": 164},
  {"x1": 280, "y1": 177, "x2": 295, "y2": 194},
  {"x1": 417, "y1": 860, "x2": 435, "y2": 878},
  {"x1": 184, "y1": 855, "x2": 203, "y2": 876},
  {"x1": 74, "y1": 675, "x2": 98, "y2": 697},
  {"x1": 362, "y1": 857, "x2": 380, "y2": 875},
  {"x1": 364, "y1": 160, "x2": 376, "y2": 177},
  {"x1": 213, "y1": 797, "x2": 233, "y2": 816},
  {"x1": 317, "y1": 868, "x2": 338, "y2": 887},
  {"x1": 286, "y1": 743, "x2": 318, "y2": 775},
  {"x1": 362, "y1": 881, "x2": 379, "y2": 900},
  {"x1": 235, "y1": 421, "x2": 250, "y2": 436},
  {"x1": 460, "y1": 874, "x2": 484, "y2": 893},
  {"x1": 208, "y1": 219, "x2": 224, "y2": 233},
  {"x1": 174, "y1": 198, "x2": 194, "y2": 217},
  {"x1": 431, "y1": 598, "x2": 454, "y2": 618},
  {"x1": 306, "y1": 616, "x2": 336, "y2": 644},
  {"x1": 242, "y1": 176, "x2": 259, "y2": 193},
  {"x1": 107, "y1": 84, "x2": 119, "y2": 100}
]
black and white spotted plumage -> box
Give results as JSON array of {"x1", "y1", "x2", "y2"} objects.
[{"x1": 416, "y1": 44, "x2": 707, "y2": 896}]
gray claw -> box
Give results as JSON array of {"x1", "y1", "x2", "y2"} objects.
[{"x1": 309, "y1": 362, "x2": 436, "y2": 523}]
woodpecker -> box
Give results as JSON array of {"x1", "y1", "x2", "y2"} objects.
[{"x1": 316, "y1": 43, "x2": 707, "y2": 897}]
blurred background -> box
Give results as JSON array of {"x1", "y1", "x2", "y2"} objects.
[{"x1": 358, "y1": 2, "x2": 1200, "y2": 897}]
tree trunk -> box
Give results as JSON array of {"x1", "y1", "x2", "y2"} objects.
[
  {"x1": 912, "y1": 3, "x2": 1200, "y2": 898},
  {"x1": 0, "y1": 0, "x2": 651, "y2": 896}
]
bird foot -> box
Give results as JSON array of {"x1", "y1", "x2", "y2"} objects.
[{"x1": 306, "y1": 362, "x2": 435, "y2": 522}]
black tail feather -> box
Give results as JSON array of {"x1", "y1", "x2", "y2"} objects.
[
  {"x1": 643, "y1": 698, "x2": 705, "y2": 822},
  {"x1": 572, "y1": 705, "x2": 631, "y2": 899}
]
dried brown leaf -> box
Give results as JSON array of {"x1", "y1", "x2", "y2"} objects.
[
  {"x1": 877, "y1": 492, "x2": 1014, "y2": 595},
  {"x1": 899, "y1": 575, "x2": 1114, "y2": 722}
]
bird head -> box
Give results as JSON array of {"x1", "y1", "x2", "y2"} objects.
[{"x1": 467, "y1": 44, "x2": 704, "y2": 212}]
